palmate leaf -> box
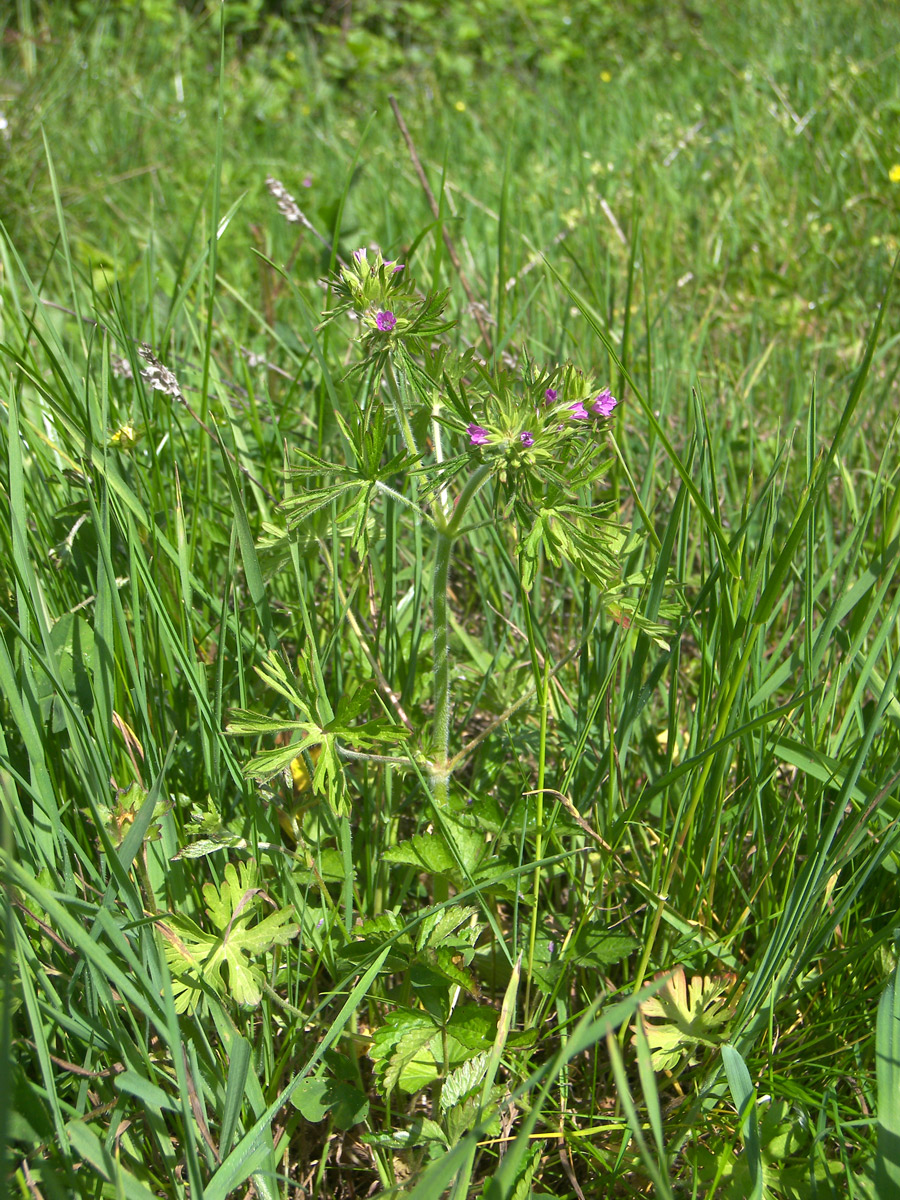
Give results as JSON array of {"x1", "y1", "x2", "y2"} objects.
[
  {"x1": 279, "y1": 478, "x2": 366, "y2": 526},
  {"x1": 158, "y1": 861, "x2": 299, "y2": 1012},
  {"x1": 239, "y1": 732, "x2": 326, "y2": 785},
  {"x1": 382, "y1": 820, "x2": 488, "y2": 881},
  {"x1": 229, "y1": 661, "x2": 409, "y2": 815},
  {"x1": 639, "y1": 966, "x2": 738, "y2": 1070},
  {"x1": 382, "y1": 834, "x2": 457, "y2": 874},
  {"x1": 290, "y1": 1078, "x2": 370, "y2": 1130},
  {"x1": 518, "y1": 499, "x2": 621, "y2": 591},
  {"x1": 368, "y1": 1002, "x2": 498, "y2": 1097},
  {"x1": 224, "y1": 710, "x2": 308, "y2": 737}
]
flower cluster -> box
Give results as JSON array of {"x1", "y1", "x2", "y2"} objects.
[
  {"x1": 337, "y1": 247, "x2": 408, "y2": 314},
  {"x1": 464, "y1": 368, "x2": 618, "y2": 454},
  {"x1": 324, "y1": 246, "x2": 460, "y2": 369},
  {"x1": 325, "y1": 246, "x2": 420, "y2": 344}
]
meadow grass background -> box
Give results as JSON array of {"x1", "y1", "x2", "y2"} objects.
[{"x1": 3, "y1": 0, "x2": 900, "y2": 1196}]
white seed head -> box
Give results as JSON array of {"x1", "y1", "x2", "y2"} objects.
[
  {"x1": 266, "y1": 174, "x2": 303, "y2": 224},
  {"x1": 139, "y1": 344, "x2": 183, "y2": 401}
]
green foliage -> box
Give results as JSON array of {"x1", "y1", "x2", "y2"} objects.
[
  {"x1": 640, "y1": 966, "x2": 738, "y2": 1070},
  {"x1": 3, "y1": 0, "x2": 900, "y2": 1195},
  {"x1": 292, "y1": 1076, "x2": 370, "y2": 1130},
  {"x1": 228, "y1": 651, "x2": 410, "y2": 813},
  {"x1": 160, "y1": 860, "x2": 300, "y2": 1011},
  {"x1": 876, "y1": 953, "x2": 900, "y2": 1197}
]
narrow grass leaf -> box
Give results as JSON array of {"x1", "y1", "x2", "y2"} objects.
[
  {"x1": 876, "y1": 956, "x2": 900, "y2": 1197},
  {"x1": 722, "y1": 1043, "x2": 763, "y2": 1200}
]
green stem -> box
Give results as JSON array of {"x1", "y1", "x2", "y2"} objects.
[
  {"x1": 430, "y1": 464, "x2": 493, "y2": 807},
  {"x1": 431, "y1": 527, "x2": 452, "y2": 806},
  {"x1": 446, "y1": 463, "x2": 493, "y2": 538},
  {"x1": 382, "y1": 352, "x2": 495, "y2": 830},
  {"x1": 383, "y1": 356, "x2": 419, "y2": 458},
  {"x1": 525, "y1": 652, "x2": 551, "y2": 1017}
]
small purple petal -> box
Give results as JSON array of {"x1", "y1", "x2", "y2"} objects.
[
  {"x1": 353, "y1": 247, "x2": 367, "y2": 264},
  {"x1": 302, "y1": 175, "x2": 313, "y2": 188},
  {"x1": 520, "y1": 430, "x2": 534, "y2": 447},
  {"x1": 545, "y1": 388, "x2": 558, "y2": 403},
  {"x1": 591, "y1": 388, "x2": 618, "y2": 417},
  {"x1": 569, "y1": 401, "x2": 589, "y2": 420},
  {"x1": 392, "y1": 263, "x2": 405, "y2": 273},
  {"x1": 376, "y1": 311, "x2": 397, "y2": 332},
  {"x1": 467, "y1": 423, "x2": 490, "y2": 446}
]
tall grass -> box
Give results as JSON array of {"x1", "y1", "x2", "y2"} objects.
[{"x1": 3, "y1": 1, "x2": 900, "y2": 1196}]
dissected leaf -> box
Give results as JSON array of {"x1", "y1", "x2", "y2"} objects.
[
  {"x1": 639, "y1": 966, "x2": 738, "y2": 1070},
  {"x1": 172, "y1": 797, "x2": 247, "y2": 861},
  {"x1": 158, "y1": 860, "x2": 300, "y2": 1012},
  {"x1": 229, "y1": 661, "x2": 409, "y2": 817}
]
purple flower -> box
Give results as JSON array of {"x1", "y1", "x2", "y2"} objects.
[
  {"x1": 569, "y1": 401, "x2": 589, "y2": 420},
  {"x1": 591, "y1": 388, "x2": 617, "y2": 417},
  {"x1": 520, "y1": 430, "x2": 534, "y2": 448},
  {"x1": 376, "y1": 311, "x2": 397, "y2": 332},
  {"x1": 302, "y1": 175, "x2": 313, "y2": 188},
  {"x1": 545, "y1": 388, "x2": 558, "y2": 403},
  {"x1": 353, "y1": 247, "x2": 367, "y2": 264},
  {"x1": 467, "y1": 423, "x2": 490, "y2": 446}
]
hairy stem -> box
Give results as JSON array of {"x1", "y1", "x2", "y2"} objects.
[
  {"x1": 383, "y1": 349, "x2": 494, "y2": 810},
  {"x1": 431, "y1": 528, "x2": 453, "y2": 805},
  {"x1": 383, "y1": 356, "x2": 419, "y2": 457},
  {"x1": 431, "y1": 464, "x2": 493, "y2": 806}
]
